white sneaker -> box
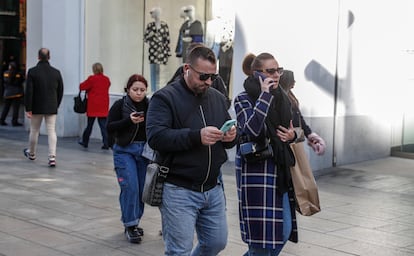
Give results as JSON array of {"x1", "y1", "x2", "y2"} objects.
[{"x1": 48, "y1": 155, "x2": 56, "y2": 167}]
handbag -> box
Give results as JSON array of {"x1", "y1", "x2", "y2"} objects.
[
  {"x1": 290, "y1": 141, "x2": 321, "y2": 216},
  {"x1": 142, "y1": 162, "x2": 169, "y2": 206},
  {"x1": 73, "y1": 91, "x2": 87, "y2": 113},
  {"x1": 141, "y1": 142, "x2": 155, "y2": 161},
  {"x1": 294, "y1": 127, "x2": 305, "y2": 143},
  {"x1": 240, "y1": 139, "x2": 273, "y2": 163}
]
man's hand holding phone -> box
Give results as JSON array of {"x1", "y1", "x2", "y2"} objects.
[{"x1": 220, "y1": 119, "x2": 237, "y2": 142}]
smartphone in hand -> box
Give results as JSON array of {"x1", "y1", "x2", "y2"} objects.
[
  {"x1": 132, "y1": 111, "x2": 144, "y2": 117},
  {"x1": 253, "y1": 71, "x2": 267, "y2": 80},
  {"x1": 220, "y1": 119, "x2": 236, "y2": 133}
]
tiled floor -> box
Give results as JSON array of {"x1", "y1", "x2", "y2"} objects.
[{"x1": 0, "y1": 126, "x2": 413, "y2": 255}]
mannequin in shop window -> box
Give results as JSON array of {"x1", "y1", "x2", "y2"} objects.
[
  {"x1": 206, "y1": 10, "x2": 234, "y2": 94},
  {"x1": 144, "y1": 7, "x2": 171, "y2": 93},
  {"x1": 175, "y1": 5, "x2": 203, "y2": 62}
]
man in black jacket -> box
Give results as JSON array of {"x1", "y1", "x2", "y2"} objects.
[
  {"x1": 23, "y1": 48, "x2": 64, "y2": 167},
  {"x1": 146, "y1": 46, "x2": 237, "y2": 255}
]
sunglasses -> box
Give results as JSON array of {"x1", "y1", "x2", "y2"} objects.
[
  {"x1": 189, "y1": 65, "x2": 218, "y2": 81},
  {"x1": 257, "y1": 67, "x2": 284, "y2": 75}
]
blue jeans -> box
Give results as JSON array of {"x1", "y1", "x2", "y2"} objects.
[
  {"x1": 243, "y1": 193, "x2": 292, "y2": 256},
  {"x1": 113, "y1": 142, "x2": 148, "y2": 227},
  {"x1": 81, "y1": 117, "x2": 108, "y2": 147},
  {"x1": 150, "y1": 63, "x2": 160, "y2": 93},
  {"x1": 161, "y1": 182, "x2": 227, "y2": 256}
]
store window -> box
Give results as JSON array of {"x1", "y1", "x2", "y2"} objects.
[{"x1": 84, "y1": 0, "x2": 235, "y2": 96}]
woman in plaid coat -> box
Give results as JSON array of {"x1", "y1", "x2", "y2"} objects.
[{"x1": 234, "y1": 53, "x2": 298, "y2": 255}]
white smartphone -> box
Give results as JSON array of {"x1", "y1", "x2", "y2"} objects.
[{"x1": 220, "y1": 119, "x2": 236, "y2": 133}]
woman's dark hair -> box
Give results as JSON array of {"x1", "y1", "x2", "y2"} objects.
[
  {"x1": 242, "y1": 53, "x2": 256, "y2": 76},
  {"x1": 125, "y1": 74, "x2": 148, "y2": 92},
  {"x1": 279, "y1": 70, "x2": 295, "y2": 91}
]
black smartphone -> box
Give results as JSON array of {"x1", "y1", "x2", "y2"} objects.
[
  {"x1": 253, "y1": 71, "x2": 267, "y2": 80},
  {"x1": 132, "y1": 111, "x2": 144, "y2": 117}
]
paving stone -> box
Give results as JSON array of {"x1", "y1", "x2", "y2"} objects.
[{"x1": 1, "y1": 128, "x2": 414, "y2": 255}]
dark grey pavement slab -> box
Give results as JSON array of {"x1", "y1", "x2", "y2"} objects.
[{"x1": 0, "y1": 125, "x2": 413, "y2": 255}]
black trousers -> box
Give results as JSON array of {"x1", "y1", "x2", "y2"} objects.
[{"x1": 0, "y1": 97, "x2": 22, "y2": 124}]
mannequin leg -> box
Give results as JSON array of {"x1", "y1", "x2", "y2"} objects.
[{"x1": 150, "y1": 64, "x2": 160, "y2": 93}]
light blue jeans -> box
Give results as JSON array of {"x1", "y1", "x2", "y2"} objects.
[
  {"x1": 243, "y1": 193, "x2": 292, "y2": 256},
  {"x1": 150, "y1": 63, "x2": 160, "y2": 93},
  {"x1": 160, "y1": 182, "x2": 227, "y2": 256},
  {"x1": 113, "y1": 142, "x2": 148, "y2": 227}
]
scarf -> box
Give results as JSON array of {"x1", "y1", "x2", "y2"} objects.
[{"x1": 243, "y1": 76, "x2": 295, "y2": 193}]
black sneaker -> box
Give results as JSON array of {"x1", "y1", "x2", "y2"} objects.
[
  {"x1": 125, "y1": 226, "x2": 142, "y2": 243},
  {"x1": 136, "y1": 226, "x2": 144, "y2": 236},
  {"x1": 23, "y1": 148, "x2": 36, "y2": 160},
  {"x1": 78, "y1": 141, "x2": 88, "y2": 148}
]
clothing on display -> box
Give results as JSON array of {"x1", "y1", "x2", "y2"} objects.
[
  {"x1": 144, "y1": 21, "x2": 171, "y2": 65},
  {"x1": 175, "y1": 6, "x2": 203, "y2": 61},
  {"x1": 144, "y1": 7, "x2": 171, "y2": 93}
]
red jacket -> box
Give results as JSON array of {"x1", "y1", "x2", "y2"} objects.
[{"x1": 80, "y1": 73, "x2": 111, "y2": 117}]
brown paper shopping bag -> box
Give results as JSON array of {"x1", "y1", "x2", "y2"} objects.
[{"x1": 290, "y1": 141, "x2": 321, "y2": 216}]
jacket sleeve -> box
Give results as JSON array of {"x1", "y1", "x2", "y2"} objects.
[
  {"x1": 106, "y1": 100, "x2": 133, "y2": 133},
  {"x1": 79, "y1": 75, "x2": 92, "y2": 91},
  {"x1": 57, "y1": 71, "x2": 64, "y2": 107},
  {"x1": 234, "y1": 91, "x2": 273, "y2": 139},
  {"x1": 24, "y1": 70, "x2": 33, "y2": 111},
  {"x1": 212, "y1": 76, "x2": 231, "y2": 109},
  {"x1": 299, "y1": 112, "x2": 312, "y2": 137},
  {"x1": 146, "y1": 92, "x2": 201, "y2": 153}
]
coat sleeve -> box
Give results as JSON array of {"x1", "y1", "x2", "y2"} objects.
[
  {"x1": 57, "y1": 71, "x2": 64, "y2": 107},
  {"x1": 234, "y1": 91, "x2": 273, "y2": 139},
  {"x1": 24, "y1": 70, "x2": 33, "y2": 111},
  {"x1": 146, "y1": 92, "x2": 201, "y2": 153}
]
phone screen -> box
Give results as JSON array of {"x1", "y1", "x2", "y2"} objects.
[
  {"x1": 133, "y1": 111, "x2": 144, "y2": 117},
  {"x1": 220, "y1": 119, "x2": 236, "y2": 133}
]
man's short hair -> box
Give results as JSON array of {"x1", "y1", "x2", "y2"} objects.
[
  {"x1": 38, "y1": 48, "x2": 50, "y2": 61},
  {"x1": 187, "y1": 46, "x2": 216, "y2": 66}
]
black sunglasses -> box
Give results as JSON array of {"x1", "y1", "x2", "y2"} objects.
[
  {"x1": 189, "y1": 65, "x2": 218, "y2": 81},
  {"x1": 257, "y1": 67, "x2": 284, "y2": 75}
]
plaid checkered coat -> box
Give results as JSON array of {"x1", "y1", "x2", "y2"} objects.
[{"x1": 234, "y1": 89, "x2": 298, "y2": 250}]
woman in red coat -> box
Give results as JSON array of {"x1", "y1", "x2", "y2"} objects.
[{"x1": 78, "y1": 62, "x2": 111, "y2": 149}]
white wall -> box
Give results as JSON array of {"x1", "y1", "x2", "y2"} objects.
[
  {"x1": 231, "y1": 0, "x2": 414, "y2": 168},
  {"x1": 27, "y1": 0, "x2": 83, "y2": 137}
]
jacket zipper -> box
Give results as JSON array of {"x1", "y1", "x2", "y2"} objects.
[
  {"x1": 125, "y1": 101, "x2": 140, "y2": 144},
  {"x1": 129, "y1": 124, "x2": 139, "y2": 145},
  {"x1": 199, "y1": 105, "x2": 211, "y2": 192}
]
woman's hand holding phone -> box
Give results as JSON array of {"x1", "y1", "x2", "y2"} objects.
[
  {"x1": 130, "y1": 111, "x2": 144, "y2": 124},
  {"x1": 254, "y1": 71, "x2": 276, "y2": 93}
]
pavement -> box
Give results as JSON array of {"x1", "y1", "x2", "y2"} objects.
[{"x1": 0, "y1": 124, "x2": 414, "y2": 256}]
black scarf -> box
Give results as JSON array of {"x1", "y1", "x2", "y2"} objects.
[{"x1": 243, "y1": 76, "x2": 295, "y2": 193}]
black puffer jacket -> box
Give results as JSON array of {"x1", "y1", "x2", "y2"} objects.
[{"x1": 146, "y1": 77, "x2": 237, "y2": 192}]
